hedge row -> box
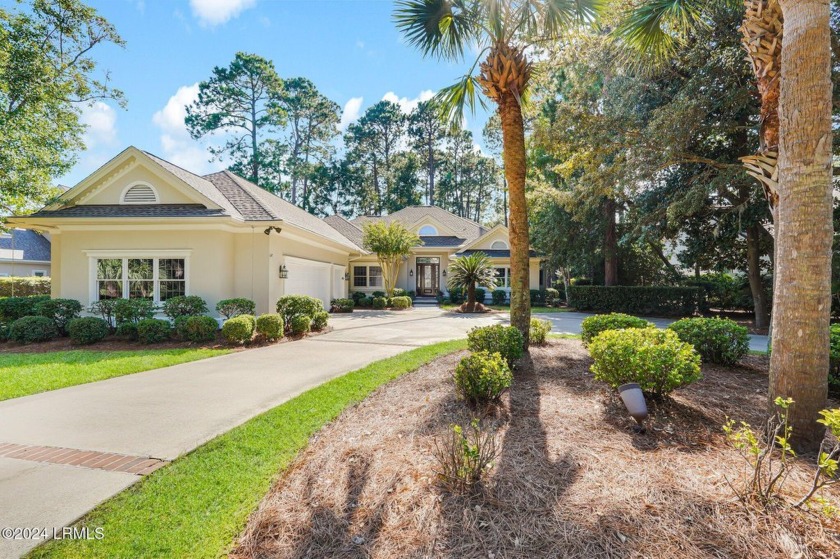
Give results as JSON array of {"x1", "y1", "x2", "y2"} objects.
[
  {"x1": 0, "y1": 277, "x2": 51, "y2": 297},
  {"x1": 568, "y1": 286, "x2": 703, "y2": 317}
]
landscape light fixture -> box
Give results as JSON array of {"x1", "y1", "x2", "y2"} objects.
[
  {"x1": 278, "y1": 265, "x2": 288, "y2": 279},
  {"x1": 618, "y1": 383, "x2": 648, "y2": 433}
]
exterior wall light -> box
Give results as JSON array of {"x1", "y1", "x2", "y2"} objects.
[
  {"x1": 442, "y1": 269, "x2": 447, "y2": 277},
  {"x1": 409, "y1": 269, "x2": 413, "y2": 277},
  {"x1": 279, "y1": 265, "x2": 289, "y2": 279}
]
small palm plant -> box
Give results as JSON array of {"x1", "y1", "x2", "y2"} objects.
[{"x1": 448, "y1": 252, "x2": 496, "y2": 312}]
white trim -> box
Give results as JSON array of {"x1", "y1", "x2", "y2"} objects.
[
  {"x1": 120, "y1": 181, "x2": 159, "y2": 204},
  {"x1": 84, "y1": 249, "x2": 192, "y2": 257},
  {"x1": 88, "y1": 253, "x2": 191, "y2": 304}
]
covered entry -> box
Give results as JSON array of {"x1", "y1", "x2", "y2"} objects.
[{"x1": 415, "y1": 257, "x2": 439, "y2": 297}]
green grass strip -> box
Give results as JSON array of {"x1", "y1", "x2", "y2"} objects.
[
  {"x1": 0, "y1": 349, "x2": 229, "y2": 401},
  {"x1": 30, "y1": 339, "x2": 467, "y2": 559}
]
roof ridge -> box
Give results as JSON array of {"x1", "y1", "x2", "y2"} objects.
[{"x1": 143, "y1": 150, "x2": 216, "y2": 184}]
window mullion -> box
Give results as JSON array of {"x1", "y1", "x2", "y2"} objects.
[
  {"x1": 153, "y1": 258, "x2": 160, "y2": 303},
  {"x1": 122, "y1": 258, "x2": 128, "y2": 298}
]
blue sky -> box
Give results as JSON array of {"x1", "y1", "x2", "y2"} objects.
[{"x1": 47, "y1": 0, "x2": 492, "y2": 186}]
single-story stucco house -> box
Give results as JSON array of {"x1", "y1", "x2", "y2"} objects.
[
  {"x1": 0, "y1": 229, "x2": 51, "y2": 278},
  {"x1": 9, "y1": 147, "x2": 543, "y2": 316}
]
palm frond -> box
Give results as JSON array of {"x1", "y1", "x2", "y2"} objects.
[
  {"x1": 394, "y1": 0, "x2": 478, "y2": 60},
  {"x1": 613, "y1": 0, "x2": 708, "y2": 61},
  {"x1": 435, "y1": 72, "x2": 488, "y2": 126},
  {"x1": 515, "y1": 0, "x2": 605, "y2": 39}
]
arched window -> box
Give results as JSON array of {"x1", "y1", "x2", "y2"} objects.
[
  {"x1": 490, "y1": 240, "x2": 508, "y2": 250},
  {"x1": 418, "y1": 225, "x2": 438, "y2": 236},
  {"x1": 121, "y1": 183, "x2": 158, "y2": 204}
]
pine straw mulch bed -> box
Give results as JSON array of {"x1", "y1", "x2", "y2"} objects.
[{"x1": 231, "y1": 339, "x2": 840, "y2": 559}]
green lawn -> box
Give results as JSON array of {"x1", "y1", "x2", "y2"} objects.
[
  {"x1": 29, "y1": 339, "x2": 468, "y2": 559},
  {"x1": 0, "y1": 349, "x2": 229, "y2": 401},
  {"x1": 441, "y1": 304, "x2": 570, "y2": 313}
]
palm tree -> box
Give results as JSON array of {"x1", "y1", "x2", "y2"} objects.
[
  {"x1": 619, "y1": 0, "x2": 833, "y2": 451},
  {"x1": 394, "y1": 0, "x2": 601, "y2": 348},
  {"x1": 448, "y1": 252, "x2": 496, "y2": 312}
]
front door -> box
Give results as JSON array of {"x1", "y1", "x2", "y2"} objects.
[{"x1": 416, "y1": 262, "x2": 439, "y2": 296}]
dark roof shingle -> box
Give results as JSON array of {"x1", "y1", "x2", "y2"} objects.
[
  {"x1": 0, "y1": 229, "x2": 51, "y2": 262},
  {"x1": 455, "y1": 249, "x2": 537, "y2": 258},
  {"x1": 418, "y1": 236, "x2": 466, "y2": 248},
  {"x1": 28, "y1": 204, "x2": 226, "y2": 219}
]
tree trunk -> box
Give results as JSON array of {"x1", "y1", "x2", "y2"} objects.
[
  {"x1": 604, "y1": 197, "x2": 618, "y2": 286},
  {"x1": 746, "y1": 223, "x2": 771, "y2": 330},
  {"x1": 428, "y1": 140, "x2": 435, "y2": 206},
  {"x1": 770, "y1": 0, "x2": 833, "y2": 452},
  {"x1": 498, "y1": 94, "x2": 531, "y2": 348}
]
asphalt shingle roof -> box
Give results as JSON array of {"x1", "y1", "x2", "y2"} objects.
[
  {"x1": 455, "y1": 249, "x2": 537, "y2": 258},
  {"x1": 324, "y1": 215, "x2": 365, "y2": 248},
  {"x1": 29, "y1": 204, "x2": 226, "y2": 218},
  {"x1": 0, "y1": 229, "x2": 51, "y2": 262},
  {"x1": 418, "y1": 236, "x2": 466, "y2": 248},
  {"x1": 350, "y1": 206, "x2": 487, "y2": 242}
]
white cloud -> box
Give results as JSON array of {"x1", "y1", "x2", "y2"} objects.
[
  {"x1": 339, "y1": 96, "x2": 364, "y2": 131},
  {"x1": 189, "y1": 0, "x2": 256, "y2": 27},
  {"x1": 152, "y1": 83, "x2": 222, "y2": 174},
  {"x1": 80, "y1": 102, "x2": 118, "y2": 149},
  {"x1": 381, "y1": 90, "x2": 435, "y2": 113}
]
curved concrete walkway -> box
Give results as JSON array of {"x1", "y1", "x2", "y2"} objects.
[{"x1": 0, "y1": 308, "x2": 766, "y2": 557}]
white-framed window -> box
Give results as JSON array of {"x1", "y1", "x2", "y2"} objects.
[
  {"x1": 92, "y1": 256, "x2": 187, "y2": 302},
  {"x1": 490, "y1": 240, "x2": 508, "y2": 250},
  {"x1": 352, "y1": 265, "x2": 383, "y2": 288},
  {"x1": 121, "y1": 182, "x2": 159, "y2": 204},
  {"x1": 32, "y1": 270, "x2": 47, "y2": 277},
  {"x1": 494, "y1": 267, "x2": 511, "y2": 288},
  {"x1": 418, "y1": 225, "x2": 438, "y2": 236}
]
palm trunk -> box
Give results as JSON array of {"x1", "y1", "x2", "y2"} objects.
[
  {"x1": 498, "y1": 94, "x2": 531, "y2": 347},
  {"x1": 770, "y1": 0, "x2": 833, "y2": 452},
  {"x1": 466, "y1": 282, "x2": 476, "y2": 313},
  {"x1": 746, "y1": 223, "x2": 770, "y2": 330},
  {"x1": 604, "y1": 197, "x2": 618, "y2": 286}
]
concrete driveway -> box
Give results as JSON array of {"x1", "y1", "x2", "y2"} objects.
[{"x1": 0, "y1": 307, "x2": 766, "y2": 557}]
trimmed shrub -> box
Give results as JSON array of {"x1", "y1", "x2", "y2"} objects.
[
  {"x1": 351, "y1": 291, "x2": 367, "y2": 305},
  {"x1": 215, "y1": 298, "x2": 255, "y2": 319},
  {"x1": 9, "y1": 315, "x2": 57, "y2": 344},
  {"x1": 256, "y1": 313, "x2": 284, "y2": 341},
  {"x1": 178, "y1": 315, "x2": 218, "y2": 343},
  {"x1": 67, "y1": 317, "x2": 108, "y2": 345},
  {"x1": 668, "y1": 317, "x2": 749, "y2": 365},
  {"x1": 115, "y1": 322, "x2": 138, "y2": 341},
  {"x1": 453, "y1": 350, "x2": 513, "y2": 405},
  {"x1": 0, "y1": 276, "x2": 51, "y2": 297},
  {"x1": 0, "y1": 322, "x2": 8, "y2": 342},
  {"x1": 580, "y1": 313, "x2": 653, "y2": 346},
  {"x1": 545, "y1": 288, "x2": 561, "y2": 307},
  {"x1": 311, "y1": 311, "x2": 329, "y2": 331},
  {"x1": 474, "y1": 288, "x2": 487, "y2": 304},
  {"x1": 492, "y1": 289, "x2": 507, "y2": 305},
  {"x1": 162, "y1": 295, "x2": 208, "y2": 320},
  {"x1": 290, "y1": 315, "x2": 311, "y2": 336},
  {"x1": 222, "y1": 314, "x2": 255, "y2": 344},
  {"x1": 330, "y1": 298, "x2": 354, "y2": 313},
  {"x1": 136, "y1": 318, "x2": 171, "y2": 344},
  {"x1": 392, "y1": 288, "x2": 408, "y2": 297},
  {"x1": 89, "y1": 299, "x2": 118, "y2": 330},
  {"x1": 276, "y1": 295, "x2": 323, "y2": 327},
  {"x1": 447, "y1": 287, "x2": 464, "y2": 305},
  {"x1": 0, "y1": 295, "x2": 50, "y2": 323},
  {"x1": 372, "y1": 296, "x2": 387, "y2": 310},
  {"x1": 568, "y1": 286, "x2": 703, "y2": 317},
  {"x1": 530, "y1": 318, "x2": 552, "y2": 346},
  {"x1": 589, "y1": 328, "x2": 702, "y2": 397},
  {"x1": 372, "y1": 290, "x2": 386, "y2": 299},
  {"x1": 391, "y1": 296, "x2": 412, "y2": 310},
  {"x1": 114, "y1": 298, "x2": 156, "y2": 325},
  {"x1": 467, "y1": 325, "x2": 524, "y2": 366},
  {"x1": 35, "y1": 298, "x2": 82, "y2": 335},
  {"x1": 530, "y1": 289, "x2": 546, "y2": 306}
]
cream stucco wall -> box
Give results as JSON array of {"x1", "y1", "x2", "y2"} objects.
[
  {"x1": 83, "y1": 166, "x2": 199, "y2": 205},
  {"x1": 0, "y1": 262, "x2": 51, "y2": 277}
]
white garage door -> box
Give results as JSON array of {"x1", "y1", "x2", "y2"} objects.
[
  {"x1": 332, "y1": 264, "x2": 346, "y2": 300},
  {"x1": 284, "y1": 256, "x2": 332, "y2": 308}
]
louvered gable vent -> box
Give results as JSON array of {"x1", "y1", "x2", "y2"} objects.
[{"x1": 122, "y1": 184, "x2": 158, "y2": 204}]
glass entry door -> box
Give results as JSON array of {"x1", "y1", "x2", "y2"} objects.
[{"x1": 415, "y1": 257, "x2": 439, "y2": 296}]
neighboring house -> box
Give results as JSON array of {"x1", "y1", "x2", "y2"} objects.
[
  {"x1": 324, "y1": 207, "x2": 543, "y2": 301},
  {"x1": 8, "y1": 146, "x2": 543, "y2": 315},
  {"x1": 0, "y1": 229, "x2": 51, "y2": 278}
]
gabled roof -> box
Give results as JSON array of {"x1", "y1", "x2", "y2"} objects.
[
  {"x1": 418, "y1": 236, "x2": 466, "y2": 248},
  {"x1": 29, "y1": 204, "x2": 225, "y2": 219},
  {"x1": 349, "y1": 206, "x2": 487, "y2": 242},
  {"x1": 324, "y1": 215, "x2": 364, "y2": 248},
  {"x1": 455, "y1": 249, "x2": 537, "y2": 258},
  {"x1": 0, "y1": 229, "x2": 51, "y2": 262}
]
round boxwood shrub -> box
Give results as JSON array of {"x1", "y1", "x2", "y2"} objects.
[
  {"x1": 492, "y1": 289, "x2": 507, "y2": 305},
  {"x1": 467, "y1": 324, "x2": 524, "y2": 366},
  {"x1": 372, "y1": 296, "x2": 387, "y2": 310},
  {"x1": 178, "y1": 315, "x2": 218, "y2": 343},
  {"x1": 454, "y1": 350, "x2": 513, "y2": 405},
  {"x1": 276, "y1": 295, "x2": 323, "y2": 326},
  {"x1": 256, "y1": 313, "x2": 284, "y2": 341},
  {"x1": 222, "y1": 314, "x2": 255, "y2": 344},
  {"x1": 530, "y1": 318, "x2": 552, "y2": 346},
  {"x1": 667, "y1": 317, "x2": 749, "y2": 365},
  {"x1": 330, "y1": 298, "x2": 354, "y2": 313},
  {"x1": 215, "y1": 298, "x2": 255, "y2": 320},
  {"x1": 290, "y1": 315, "x2": 311, "y2": 336},
  {"x1": 9, "y1": 315, "x2": 58, "y2": 344},
  {"x1": 311, "y1": 311, "x2": 329, "y2": 331},
  {"x1": 391, "y1": 296, "x2": 412, "y2": 310},
  {"x1": 589, "y1": 328, "x2": 702, "y2": 397},
  {"x1": 0, "y1": 295, "x2": 50, "y2": 323},
  {"x1": 580, "y1": 313, "x2": 653, "y2": 346},
  {"x1": 115, "y1": 322, "x2": 138, "y2": 341},
  {"x1": 114, "y1": 298, "x2": 156, "y2": 325},
  {"x1": 35, "y1": 298, "x2": 82, "y2": 336},
  {"x1": 136, "y1": 318, "x2": 172, "y2": 344},
  {"x1": 161, "y1": 295, "x2": 208, "y2": 320},
  {"x1": 67, "y1": 317, "x2": 109, "y2": 345}
]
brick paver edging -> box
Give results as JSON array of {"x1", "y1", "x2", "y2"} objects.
[{"x1": 0, "y1": 442, "x2": 169, "y2": 475}]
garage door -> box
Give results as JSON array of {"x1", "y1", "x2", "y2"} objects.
[{"x1": 283, "y1": 256, "x2": 332, "y2": 308}]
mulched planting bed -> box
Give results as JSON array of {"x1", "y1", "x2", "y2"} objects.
[{"x1": 231, "y1": 339, "x2": 840, "y2": 559}]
